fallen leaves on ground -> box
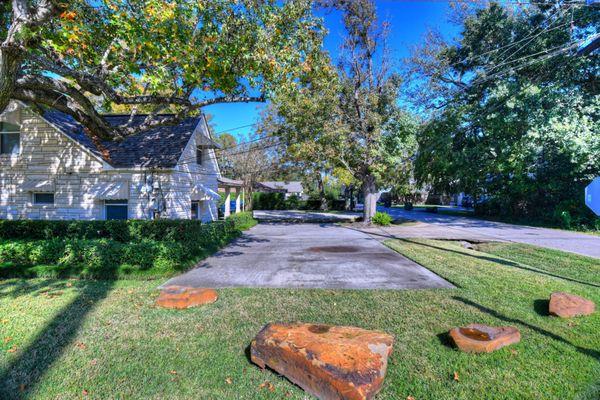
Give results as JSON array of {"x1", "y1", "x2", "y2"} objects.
[
  {"x1": 3, "y1": 336, "x2": 12, "y2": 344},
  {"x1": 453, "y1": 371, "x2": 460, "y2": 381},
  {"x1": 225, "y1": 377, "x2": 232, "y2": 385},
  {"x1": 7, "y1": 345, "x2": 18, "y2": 353},
  {"x1": 259, "y1": 381, "x2": 275, "y2": 392},
  {"x1": 75, "y1": 342, "x2": 87, "y2": 350},
  {"x1": 407, "y1": 396, "x2": 415, "y2": 400}
]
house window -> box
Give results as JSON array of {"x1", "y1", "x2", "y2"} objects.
[
  {"x1": 196, "y1": 147, "x2": 203, "y2": 165},
  {"x1": 105, "y1": 200, "x2": 128, "y2": 220},
  {"x1": 0, "y1": 122, "x2": 20, "y2": 155},
  {"x1": 191, "y1": 201, "x2": 199, "y2": 220},
  {"x1": 33, "y1": 193, "x2": 54, "y2": 205}
]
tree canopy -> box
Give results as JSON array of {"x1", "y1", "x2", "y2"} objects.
[
  {"x1": 1, "y1": 0, "x2": 326, "y2": 140},
  {"x1": 408, "y1": 1, "x2": 599, "y2": 226}
]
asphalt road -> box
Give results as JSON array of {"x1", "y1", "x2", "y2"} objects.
[
  {"x1": 161, "y1": 223, "x2": 453, "y2": 290},
  {"x1": 381, "y1": 207, "x2": 600, "y2": 259}
]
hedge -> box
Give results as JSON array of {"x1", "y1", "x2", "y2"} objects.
[
  {"x1": 0, "y1": 212, "x2": 256, "y2": 279},
  {"x1": 0, "y1": 215, "x2": 254, "y2": 242}
]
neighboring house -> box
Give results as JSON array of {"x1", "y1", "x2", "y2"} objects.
[
  {"x1": 255, "y1": 181, "x2": 306, "y2": 199},
  {"x1": 0, "y1": 101, "x2": 227, "y2": 222}
]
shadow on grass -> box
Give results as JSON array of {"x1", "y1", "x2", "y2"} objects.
[
  {"x1": 533, "y1": 299, "x2": 550, "y2": 317},
  {"x1": 453, "y1": 296, "x2": 600, "y2": 361},
  {"x1": 0, "y1": 279, "x2": 72, "y2": 299},
  {"x1": 0, "y1": 280, "x2": 115, "y2": 399},
  {"x1": 378, "y1": 235, "x2": 599, "y2": 289},
  {"x1": 436, "y1": 332, "x2": 455, "y2": 349}
]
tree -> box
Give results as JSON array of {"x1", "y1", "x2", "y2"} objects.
[
  {"x1": 216, "y1": 131, "x2": 280, "y2": 210},
  {"x1": 408, "y1": 2, "x2": 599, "y2": 226},
  {"x1": 266, "y1": 0, "x2": 416, "y2": 223},
  {"x1": 214, "y1": 132, "x2": 238, "y2": 176},
  {"x1": 328, "y1": 0, "x2": 413, "y2": 223},
  {"x1": 1, "y1": 0, "x2": 326, "y2": 140}
]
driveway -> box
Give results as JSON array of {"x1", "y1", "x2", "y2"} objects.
[
  {"x1": 162, "y1": 223, "x2": 453, "y2": 290},
  {"x1": 378, "y1": 207, "x2": 600, "y2": 259},
  {"x1": 253, "y1": 210, "x2": 360, "y2": 223}
]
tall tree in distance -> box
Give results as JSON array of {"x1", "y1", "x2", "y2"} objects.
[
  {"x1": 329, "y1": 0, "x2": 407, "y2": 223},
  {"x1": 266, "y1": 0, "x2": 415, "y2": 223},
  {"x1": 0, "y1": 0, "x2": 325, "y2": 140}
]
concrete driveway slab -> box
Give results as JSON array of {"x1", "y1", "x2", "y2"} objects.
[
  {"x1": 161, "y1": 223, "x2": 453, "y2": 290},
  {"x1": 253, "y1": 210, "x2": 361, "y2": 223}
]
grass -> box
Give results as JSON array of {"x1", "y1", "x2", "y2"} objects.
[{"x1": 0, "y1": 240, "x2": 599, "y2": 399}]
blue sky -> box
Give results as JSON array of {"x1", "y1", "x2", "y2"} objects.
[{"x1": 204, "y1": 0, "x2": 459, "y2": 140}]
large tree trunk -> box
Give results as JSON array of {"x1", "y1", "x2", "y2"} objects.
[
  {"x1": 317, "y1": 174, "x2": 327, "y2": 211},
  {"x1": 362, "y1": 174, "x2": 377, "y2": 224},
  {"x1": 0, "y1": 47, "x2": 21, "y2": 114}
]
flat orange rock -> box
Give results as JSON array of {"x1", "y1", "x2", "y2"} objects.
[
  {"x1": 449, "y1": 324, "x2": 520, "y2": 353},
  {"x1": 250, "y1": 322, "x2": 394, "y2": 400},
  {"x1": 549, "y1": 292, "x2": 595, "y2": 318},
  {"x1": 156, "y1": 286, "x2": 218, "y2": 309}
]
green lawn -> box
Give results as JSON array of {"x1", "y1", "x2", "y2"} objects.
[{"x1": 1, "y1": 240, "x2": 598, "y2": 399}]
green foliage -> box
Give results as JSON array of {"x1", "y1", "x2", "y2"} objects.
[
  {"x1": 0, "y1": 219, "x2": 234, "y2": 242},
  {"x1": 0, "y1": 215, "x2": 257, "y2": 280},
  {"x1": 251, "y1": 193, "x2": 303, "y2": 211},
  {"x1": 411, "y1": 3, "x2": 599, "y2": 229},
  {"x1": 252, "y1": 192, "x2": 286, "y2": 210},
  {"x1": 226, "y1": 212, "x2": 257, "y2": 231},
  {"x1": 372, "y1": 211, "x2": 393, "y2": 226}
]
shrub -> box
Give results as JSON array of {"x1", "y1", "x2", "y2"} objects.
[
  {"x1": 285, "y1": 195, "x2": 301, "y2": 210},
  {"x1": 252, "y1": 192, "x2": 286, "y2": 210},
  {"x1": 372, "y1": 212, "x2": 393, "y2": 226},
  {"x1": 227, "y1": 212, "x2": 257, "y2": 231},
  {"x1": 0, "y1": 219, "x2": 227, "y2": 243},
  {"x1": 0, "y1": 214, "x2": 257, "y2": 280}
]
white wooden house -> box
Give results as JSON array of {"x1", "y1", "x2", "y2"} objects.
[{"x1": 0, "y1": 101, "x2": 241, "y2": 222}]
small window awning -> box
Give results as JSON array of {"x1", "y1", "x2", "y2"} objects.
[
  {"x1": 197, "y1": 137, "x2": 221, "y2": 149},
  {"x1": 22, "y1": 179, "x2": 55, "y2": 192},
  {"x1": 89, "y1": 182, "x2": 129, "y2": 200},
  {"x1": 191, "y1": 183, "x2": 220, "y2": 200}
]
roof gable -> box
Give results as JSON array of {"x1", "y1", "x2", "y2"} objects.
[{"x1": 42, "y1": 110, "x2": 202, "y2": 169}]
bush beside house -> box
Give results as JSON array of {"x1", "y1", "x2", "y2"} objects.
[{"x1": 0, "y1": 212, "x2": 256, "y2": 280}]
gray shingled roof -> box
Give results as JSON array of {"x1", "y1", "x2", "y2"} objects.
[
  {"x1": 259, "y1": 181, "x2": 304, "y2": 193},
  {"x1": 42, "y1": 110, "x2": 202, "y2": 168}
]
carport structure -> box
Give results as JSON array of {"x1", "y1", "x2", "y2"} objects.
[{"x1": 218, "y1": 177, "x2": 244, "y2": 217}]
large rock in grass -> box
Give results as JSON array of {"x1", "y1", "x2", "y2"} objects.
[
  {"x1": 250, "y1": 322, "x2": 394, "y2": 400},
  {"x1": 156, "y1": 286, "x2": 218, "y2": 309},
  {"x1": 449, "y1": 324, "x2": 520, "y2": 353},
  {"x1": 549, "y1": 292, "x2": 595, "y2": 318}
]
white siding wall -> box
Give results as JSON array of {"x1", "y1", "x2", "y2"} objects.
[
  {"x1": 169, "y1": 118, "x2": 220, "y2": 222},
  {"x1": 0, "y1": 102, "x2": 218, "y2": 221}
]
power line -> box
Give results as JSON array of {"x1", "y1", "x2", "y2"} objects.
[
  {"x1": 388, "y1": 0, "x2": 589, "y2": 5},
  {"x1": 486, "y1": 3, "x2": 569, "y2": 73},
  {"x1": 212, "y1": 123, "x2": 258, "y2": 135},
  {"x1": 469, "y1": 39, "x2": 579, "y2": 86}
]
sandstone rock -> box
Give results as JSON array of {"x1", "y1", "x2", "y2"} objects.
[
  {"x1": 549, "y1": 292, "x2": 595, "y2": 318},
  {"x1": 250, "y1": 322, "x2": 394, "y2": 400},
  {"x1": 155, "y1": 286, "x2": 218, "y2": 309},
  {"x1": 449, "y1": 324, "x2": 520, "y2": 353}
]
